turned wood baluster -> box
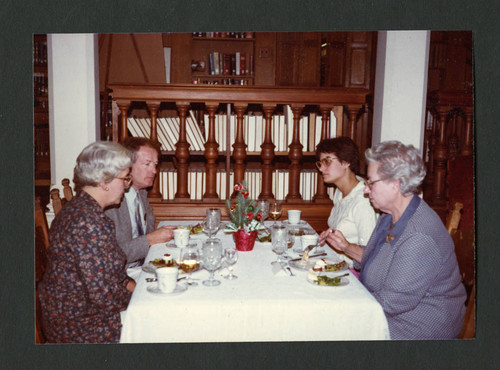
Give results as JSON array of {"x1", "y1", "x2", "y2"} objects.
[
  {"x1": 462, "y1": 107, "x2": 473, "y2": 156},
  {"x1": 313, "y1": 105, "x2": 334, "y2": 203},
  {"x1": 147, "y1": 102, "x2": 162, "y2": 198},
  {"x1": 203, "y1": 103, "x2": 220, "y2": 200},
  {"x1": 448, "y1": 110, "x2": 459, "y2": 159},
  {"x1": 174, "y1": 102, "x2": 191, "y2": 200},
  {"x1": 112, "y1": 100, "x2": 120, "y2": 142},
  {"x1": 424, "y1": 110, "x2": 438, "y2": 193},
  {"x1": 432, "y1": 107, "x2": 449, "y2": 205},
  {"x1": 117, "y1": 100, "x2": 131, "y2": 143},
  {"x1": 346, "y1": 104, "x2": 363, "y2": 140},
  {"x1": 259, "y1": 104, "x2": 276, "y2": 200},
  {"x1": 286, "y1": 104, "x2": 304, "y2": 202},
  {"x1": 232, "y1": 103, "x2": 248, "y2": 196}
]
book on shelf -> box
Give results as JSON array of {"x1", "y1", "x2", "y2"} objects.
[
  {"x1": 213, "y1": 52, "x2": 220, "y2": 75},
  {"x1": 223, "y1": 53, "x2": 231, "y2": 75},
  {"x1": 235, "y1": 52, "x2": 241, "y2": 76},
  {"x1": 240, "y1": 54, "x2": 246, "y2": 75}
]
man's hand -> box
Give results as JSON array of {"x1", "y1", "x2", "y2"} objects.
[{"x1": 146, "y1": 225, "x2": 175, "y2": 246}]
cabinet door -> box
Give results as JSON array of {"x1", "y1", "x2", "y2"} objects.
[{"x1": 275, "y1": 32, "x2": 321, "y2": 86}]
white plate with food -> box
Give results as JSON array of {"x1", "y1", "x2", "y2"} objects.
[
  {"x1": 307, "y1": 273, "x2": 349, "y2": 287},
  {"x1": 142, "y1": 254, "x2": 179, "y2": 274},
  {"x1": 309, "y1": 258, "x2": 349, "y2": 273},
  {"x1": 147, "y1": 283, "x2": 188, "y2": 296}
]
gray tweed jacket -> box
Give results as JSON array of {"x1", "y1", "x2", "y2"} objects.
[{"x1": 104, "y1": 189, "x2": 155, "y2": 264}]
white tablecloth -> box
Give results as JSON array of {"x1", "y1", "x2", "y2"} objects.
[{"x1": 120, "y1": 221, "x2": 390, "y2": 343}]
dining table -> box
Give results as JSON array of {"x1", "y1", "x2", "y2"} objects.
[{"x1": 119, "y1": 220, "x2": 390, "y2": 343}]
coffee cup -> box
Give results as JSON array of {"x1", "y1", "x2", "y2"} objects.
[
  {"x1": 287, "y1": 210, "x2": 301, "y2": 225},
  {"x1": 173, "y1": 228, "x2": 190, "y2": 247},
  {"x1": 301, "y1": 234, "x2": 319, "y2": 252},
  {"x1": 156, "y1": 266, "x2": 178, "y2": 293}
]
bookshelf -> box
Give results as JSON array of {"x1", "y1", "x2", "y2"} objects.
[
  {"x1": 190, "y1": 33, "x2": 255, "y2": 85},
  {"x1": 34, "y1": 34, "x2": 50, "y2": 188}
]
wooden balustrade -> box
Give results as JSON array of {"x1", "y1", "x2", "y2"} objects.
[
  {"x1": 107, "y1": 83, "x2": 369, "y2": 231},
  {"x1": 424, "y1": 90, "x2": 474, "y2": 210}
]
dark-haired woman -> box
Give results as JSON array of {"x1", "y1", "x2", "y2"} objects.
[{"x1": 316, "y1": 137, "x2": 378, "y2": 267}]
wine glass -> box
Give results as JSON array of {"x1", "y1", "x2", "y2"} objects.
[
  {"x1": 178, "y1": 243, "x2": 201, "y2": 286},
  {"x1": 271, "y1": 224, "x2": 288, "y2": 265},
  {"x1": 223, "y1": 245, "x2": 238, "y2": 280},
  {"x1": 202, "y1": 238, "x2": 223, "y2": 286},
  {"x1": 269, "y1": 201, "x2": 282, "y2": 226},
  {"x1": 204, "y1": 208, "x2": 221, "y2": 239}
]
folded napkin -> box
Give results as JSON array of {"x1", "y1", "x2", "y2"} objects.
[{"x1": 272, "y1": 263, "x2": 290, "y2": 277}]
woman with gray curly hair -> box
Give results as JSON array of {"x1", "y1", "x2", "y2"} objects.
[
  {"x1": 39, "y1": 141, "x2": 135, "y2": 343},
  {"x1": 323, "y1": 140, "x2": 466, "y2": 339}
]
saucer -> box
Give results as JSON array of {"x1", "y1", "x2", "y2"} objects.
[
  {"x1": 147, "y1": 283, "x2": 188, "y2": 296},
  {"x1": 283, "y1": 220, "x2": 307, "y2": 226}
]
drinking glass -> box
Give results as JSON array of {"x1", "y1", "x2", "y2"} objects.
[
  {"x1": 178, "y1": 243, "x2": 201, "y2": 286},
  {"x1": 269, "y1": 201, "x2": 282, "y2": 226},
  {"x1": 202, "y1": 238, "x2": 223, "y2": 286},
  {"x1": 271, "y1": 224, "x2": 288, "y2": 265},
  {"x1": 204, "y1": 208, "x2": 221, "y2": 239},
  {"x1": 223, "y1": 245, "x2": 238, "y2": 280},
  {"x1": 257, "y1": 200, "x2": 270, "y2": 223}
]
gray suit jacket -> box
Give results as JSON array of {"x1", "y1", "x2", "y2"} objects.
[{"x1": 105, "y1": 189, "x2": 155, "y2": 264}]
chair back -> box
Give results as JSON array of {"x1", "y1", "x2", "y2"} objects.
[
  {"x1": 50, "y1": 178, "x2": 74, "y2": 215},
  {"x1": 35, "y1": 196, "x2": 49, "y2": 344}
]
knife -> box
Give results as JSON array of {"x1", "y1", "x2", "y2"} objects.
[{"x1": 289, "y1": 252, "x2": 327, "y2": 262}]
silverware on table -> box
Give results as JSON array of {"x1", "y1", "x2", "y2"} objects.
[
  {"x1": 288, "y1": 252, "x2": 327, "y2": 262},
  {"x1": 145, "y1": 276, "x2": 188, "y2": 283}
]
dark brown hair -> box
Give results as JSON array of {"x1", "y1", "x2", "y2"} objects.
[
  {"x1": 122, "y1": 137, "x2": 161, "y2": 164},
  {"x1": 316, "y1": 137, "x2": 360, "y2": 174}
]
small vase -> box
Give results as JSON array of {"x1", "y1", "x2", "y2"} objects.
[{"x1": 233, "y1": 229, "x2": 257, "y2": 251}]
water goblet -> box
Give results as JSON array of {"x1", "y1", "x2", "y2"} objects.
[
  {"x1": 202, "y1": 238, "x2": 223, "y2": 286},
  {"x1": 269, "y1": 201, "x2": 282, "y2": 226},
  {"x1": 271, "y1": 224, "x2": 288, "y2": 265},
  {"x1": 257, "y1": 200, "x2": 270, "y2": 223},
  {"x1": 223, "y1": 246, "x2": 238, "y2": 280},
  {"x1": 204, "y1": 208, "x2": 221, "y2": 239},
  {"x1": 178, "y1": 243, "x2": 201, "y2": 286}
]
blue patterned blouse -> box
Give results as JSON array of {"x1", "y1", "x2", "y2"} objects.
[
  {"x1": 355, "y1": 198, "x2": 467, "y2": 339},
  {"x1": 38, "y1": 191, "x2": 132, "y2": 343}
]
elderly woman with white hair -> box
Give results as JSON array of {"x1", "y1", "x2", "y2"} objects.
[
  {"x1": 39, "y1": 141, "x2": 135, "y2": 343},
  {"x1": 323, "y1": 140, "x2": 466, "y2": 339}
]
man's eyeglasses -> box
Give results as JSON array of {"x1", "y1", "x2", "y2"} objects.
[
  {"x1": 116, "y1": 175, "x2": 133, "y2": 186},
  {"x1": 315, "y1": 156, "x2": 339, "y2": 170},
  {"x1": 364, "y1": 178, "x2": 388, "y2": 189}
]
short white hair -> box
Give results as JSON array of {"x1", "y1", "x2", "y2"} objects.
[
  {"x1": 365, "y1": 140, "x2": 426, "y2": 196},
  {"x1": 73, "y1": 141, "x2": 131, "y2": 190}
]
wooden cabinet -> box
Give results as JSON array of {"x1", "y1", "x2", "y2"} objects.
[{"x1": 275, "y1": 32, "x2": 321, "y2": 86}]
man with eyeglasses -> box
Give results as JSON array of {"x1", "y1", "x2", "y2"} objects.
[{"x1": 105, "y1": 137, "x2": 174, "y2": 275}]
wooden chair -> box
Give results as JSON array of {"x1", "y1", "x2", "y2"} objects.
[
  {"x1": 446, "y1": 201, "x2": 475, "y2": 339},
  {"x1": 35, "y1": 196, "x2": 49, "y2": 344},
  {"x1": 50, "y1": 178, "x2": 74, "y2": 215}
]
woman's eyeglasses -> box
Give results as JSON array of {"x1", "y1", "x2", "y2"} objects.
[
  {"x1": 116, "y1": 175, "x2": 133, "y2": 186},
  {"x1": 315, "y1": 156, "x2": 338, "y2": 170},
  {"x1": 364, "y1": 178, "x2": 388, "y2": 189}
]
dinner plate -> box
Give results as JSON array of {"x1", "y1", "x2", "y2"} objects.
[
  {"x1": 309, "y1": 258, "x2": 348, "y2": 273},
  {"x1": 147, "y1": 283, "x2": 188, "y2": 296},
  {"x1": 289, "y1": 259, "x2": 316, "y2": 271},
  {"x1": 307, "y1": 275, "x2": 349, "y2": 287}
]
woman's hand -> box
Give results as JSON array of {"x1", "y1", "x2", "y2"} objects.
[
  {"x1": 126, "y1": 278, "x2": 136, "y2": 292},
  {"x1": 321, "y1": 229, "x2": 350, "y2": 253}
]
